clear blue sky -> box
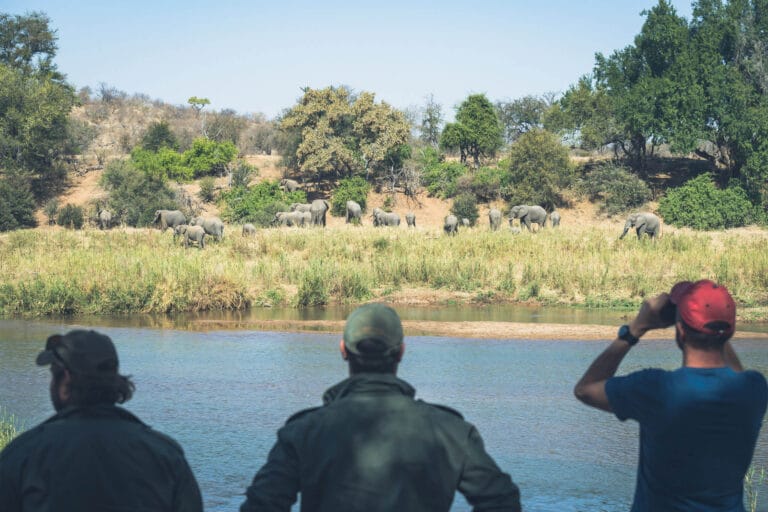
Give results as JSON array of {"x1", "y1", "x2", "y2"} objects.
[{"x1": 5, "y1": 1, "x2": 694, "y2": 120}]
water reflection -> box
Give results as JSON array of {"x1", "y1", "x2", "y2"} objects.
[{"x1": 1, "y1": 318, "x2": 767, "y2": 511}]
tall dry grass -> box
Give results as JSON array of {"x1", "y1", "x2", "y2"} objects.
[{"x1": 0, "y1": 224, "x2": 766, "y2": 318}]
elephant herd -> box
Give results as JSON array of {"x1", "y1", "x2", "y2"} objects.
[{"x1": 150, "y1": 206, "x2": 662, "y2": 250}]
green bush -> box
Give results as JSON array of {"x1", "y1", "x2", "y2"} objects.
[
  {"x1": 131, "y1": 147, "x2": 191, "y2": 182},
  {"x1": 231, "y1": 161, "x2": 256, "y2": 188},
  {"x1": 464, "y1": 166, "x2": 513, "y2": 201},
  {"x1": 100, "y1": 159, "x2": 180, "y2": 227},
  {"x1": 219, "y1": 180, "x2": 307, "y2": 226},
  {"x1": 580, "y1": 163, "x2": 652, "y2": 215},
  {"x1": 506, "y1": 129, "x2": 573, "y2": 208},
  {"x1": 57, "y1": 204, "x2": 85, "y2": 229},
  {"x1": 182, "y1": 138, "x2": 238, "y2": 177},
  {"x1": 331, "y1": 176, "x2": 371, "y2": 216},
  {"x1": 0, "y1": 175, "x2": 37, "y2": 232},
  {"x1": 43, "y1": 199, "x2": 59, "y2": 225},
  {"x1": 450, "y1": 193, "x2": 479, "y2": 226},
  {"x1": 658, "y1": 174, "x2": 759, "y2": 230},
  {"x1": 198, "y1": 177, "x2": 216, "y2": 203},
  {"x1": 140, "y1": 121, "x2": 178, "y2": 152},
  {"x1": 417, "y1": 147, "x2": 466, "y2": 198}
]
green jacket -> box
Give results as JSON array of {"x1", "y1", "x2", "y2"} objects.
[
  {"x1": 241, "y1": 372, "x2": 521, "y2": 512},
  {"x1": 0, "y1": 404, "x2": 202, "y2": 512}
]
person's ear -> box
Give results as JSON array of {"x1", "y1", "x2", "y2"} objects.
[
  {"x1": 339, "y1": 339, "x2": 348, "y2": 360},
  {"x1": 59, "y1": 369, "x2": 72, "y2": 403},
  {"x1": 395, "y1": 343, "x2": 405, "y2": 362}
]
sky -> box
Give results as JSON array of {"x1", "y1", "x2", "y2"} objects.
[{"x1": 5, "y1": 1, "x2": 694, "y2": 120}]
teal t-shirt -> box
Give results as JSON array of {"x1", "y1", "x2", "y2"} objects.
[{"x1": 606, "y1": 367, "x2": 767, "y2": 511}]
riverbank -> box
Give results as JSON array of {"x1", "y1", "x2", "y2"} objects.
[
  {"x1": 186, "y1": 317, "x2": 768, "y2": 340},
  {"x1": 0, "y1": 225, "x2": 766, "y2": 321}
]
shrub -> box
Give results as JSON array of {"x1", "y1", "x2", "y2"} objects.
[
  {"x1": 57, "y1": 204, "x2": 84, "y2": 229},
  {"x1": 0, "y1": 175, "x2": 37, "y2": 232},
  {"x1": 219, "y1": 180, "x2": 307, "y2": 226},
  {"x1": 100, "y1": 159, "x2": 180, "y2": 227},
  {"x1": 450, "y1": 193, "x2": 479, "y2": 226},
  {"x1": 580, "y1": 163, "x2": 652, "y2": 215},
  {"x1": 43, "y1": 198, "x2": 59, "y2": 225},
  {"x1": 140, "y1": 121, "x2": 178, "y2": 152},
  {"x1": 64, "y1": 118, "x2": 98, "y2": 155},
  {"x1": 198, "y1": 177, "x2": 216, "y2": 203},
  {"x1": 417, "y1": 147, "x2": 466, "y2": 198},
  {"x1": 506, "y1": 128, "x2": 573, "y2": 208},
  {"x1": 464, "y1": 166, "x2": 513, "y2": 201},
  {"x1": 331, "y1": 176, "x2": 371, "y2": 216},
  {"x1": 658, "y1": 174, "x2": 759, "y2": 230},
  {"x1": 131, "y1": 147, "x2": 191, "y2": 182},
  {"x1": 231, "y1": 161, "x2": 256, "y2": 188},
  {"x1": 182, "y1": 138, "x2": 238, "y2": 177}
]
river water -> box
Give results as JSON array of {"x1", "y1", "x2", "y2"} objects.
[{"x1": 1, "y1": 316, "x2": 767, "y2": 511}]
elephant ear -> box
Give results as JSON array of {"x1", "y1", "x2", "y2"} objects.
[{"x1": 520, "y1": 206, "x2": 529, "y2": 216}]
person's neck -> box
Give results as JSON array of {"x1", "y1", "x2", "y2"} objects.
[{"x1": 683, "y1": 347, "x2": 727, "y2": 368}]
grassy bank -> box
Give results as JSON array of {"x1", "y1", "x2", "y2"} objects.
[{"x1": 0, "y1": 224, "x2": 766, "y2": 320}]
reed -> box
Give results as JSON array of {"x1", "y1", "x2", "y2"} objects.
[
  {"x1": 0, "y1": 408, "x2": 20, "y2": 450},
  {"x1": 0, "y1": 224, "x2": 766, "y2": 319}
]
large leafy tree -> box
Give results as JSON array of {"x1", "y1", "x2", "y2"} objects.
[
  {"x1": 592, "y1": 0, "x2": 697, "y2": 168},
  {"x1": 495, "y1": 95, "x2": 551, "y2": 144},
  {"x1": 506, "y1": 129, "x2": 573, "y2": 209},
  {"x1": 0, "y1": 12, "x2": 76, "y2": 206},
  {"x1": 279, "y1": 86, "x2": 410, "y2": 185},
  {"x1": 440, "y1": 94, "x2": 503, "y2": 167}
]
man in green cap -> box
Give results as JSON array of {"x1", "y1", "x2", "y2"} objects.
[
  {"x1": 0, "y1": 329, "x2": 203, "y2": 512},
  {"x1": 240, "y1": 303, "x2": 521, "y2": 512}
]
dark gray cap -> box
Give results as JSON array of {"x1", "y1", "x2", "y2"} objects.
[
  {"x1": 36, "y1": 329, "x2": 119, "y2": 375},
  {"x1": 343, "y1": 303, "x2": 403, "y2": 356}
]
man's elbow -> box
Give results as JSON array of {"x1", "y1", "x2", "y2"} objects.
[{"x1": 573, "y1": 383, "x2": 589, "y2": 405}]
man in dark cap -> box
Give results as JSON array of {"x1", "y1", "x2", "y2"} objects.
[
  {"x1": 241, "y1": 303, "x2": 521, "y2": 512},
  {"x1": 574, "y1": 280, "x2": 768, "y2": 511},
  {"x1": 0, "y1": 329, "x2": 203, "y2": 512}
]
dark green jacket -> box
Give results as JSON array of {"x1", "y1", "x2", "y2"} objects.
[
  {"x1": 0, "y1": 404, "x2": 203, "y2": 512},
  {"x1": 241, "y1": 373, "x2": 521, "y2": 512}
]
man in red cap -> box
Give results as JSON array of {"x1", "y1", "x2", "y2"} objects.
[{"x1": 574, "y1": 280, "x2": 767, "y2": 511}]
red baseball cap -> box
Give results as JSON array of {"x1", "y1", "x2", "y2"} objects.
[{"x1": 669, "y1": 280, "x2": 736, "y2": 336}]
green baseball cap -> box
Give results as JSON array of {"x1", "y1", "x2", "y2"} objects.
[
  {"x1": 343, "y1": 303, "x2": 403, "y2": 356},
  {"x1": 36, "y1": 329, "x2": 119, "y2": 376}
]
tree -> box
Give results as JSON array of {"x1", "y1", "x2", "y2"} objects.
[
  {"x1": 495, "y1": 95, "x2": 550, "y2": 144},
  {"x1": 279, "y1": 86, "x2": 411, "y2": 186},
  {"x1": 188, "y1": 96, "x2": 210, "y2": 135},
  {"x1": 506, "y1": 129, "x2": 573, "y2": 208},
  {"x1": 0, "y1": 13, "x2": 76, "y2": 200},
  {"x1": 100, "y1": 159, "x2": 179, "y2": 227},
  {"x1": 0, "y1": 12, "x2": 61, "y2": 79},
  {"x1": 440, "y1": 94, "x2": 503, "y2": 167},
  {"x1": 419, "y1": 94, "x2": 443, "y2": 147}
]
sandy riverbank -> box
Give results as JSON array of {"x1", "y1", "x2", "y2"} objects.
[{"x1": 186, "y1": 318, "x2": 768, "y2": 341}]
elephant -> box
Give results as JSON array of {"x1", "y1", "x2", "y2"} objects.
[
  {"x1": 620, "y1": 212, "x2": 662, "y2": 240},
  {"x1": 190, "y1": 216, "x2": 225, "y2": 241},
  {"x1": 174, "y1": 224, "x2": 206, "y2": 249},
  {"x1": 346, "y1": 200, "x2": 363, "y2": 224},
  {"x1": 242, "y1": 223, "x2": 257, "y2": 236},
  {"x1": 461, "y1": 218, "x2": 471, "y2": 227},
  {"x1": 279, "y1": 178, "x2": 300, "y2": 193},
  {"x1": 300, "y1": 211, "x2": 312, "y2": 226},
  {"x1": 489, "y1": 208, "x2": 502, "y2": 231},
  {"x1": 549, "y1": 211, "x2": 561, "y2": 227},
  {"x1": 273, "y1": 211, "x2": 305, "y2": 227},
  {"x1": 405, "y1": 212, "x2": 416, "y2": 228},
  {"x1": 310, "y1": 199, "x2": 330, "y2": 227},
  {"x1": 98, "y1": 209, "x2": 112, "y2": 230},
  {"x1": 154, "y1": 210, "x2": 186, "y2": 231},
  {"x1": 290, "y1": 203, "x2": 312, "y2": 213},
  {"x1": 444, "y1": 215, "x2": 459, "y2": 235},
  {"x1": 509, "y1": 205, "x2": 547, "y2": 231},
  {"x1": 372, "y1": 209, "x2": 400, "y2": 227}
]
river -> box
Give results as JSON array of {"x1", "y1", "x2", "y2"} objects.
[{"x1": 1, "y1": 316, "x2": 767, "y2": 511}]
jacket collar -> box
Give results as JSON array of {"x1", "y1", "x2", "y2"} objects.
[
  {"x1": 322, "y1": 372, "x2": 415, "y2": 405},
  {"x1": 43, "y1": 404, "x2": 146, "y2": 426}
]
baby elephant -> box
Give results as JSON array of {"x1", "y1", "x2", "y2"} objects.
[
  {"x1": 242, "y1": 223, "x2": 257, "y2": 236},
  {"x1": 444, "y1": 215, "x2": 459, "y2": 235},
  {"x1": 175, "y1": 224, "x2": 206, "y2": 249},
  {"x1": 549, "y1": 211, "x2": 561, "y2": 227},
  {"x1": 405, "y1": 212, "x2": 416, "y2": 228}
]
